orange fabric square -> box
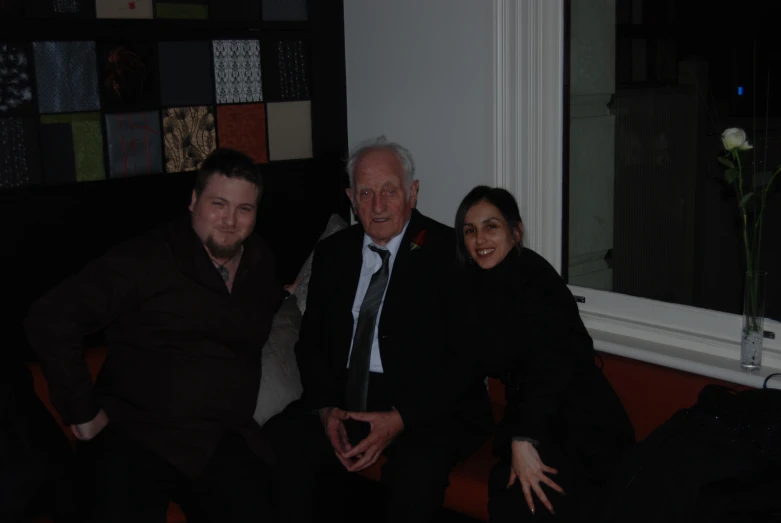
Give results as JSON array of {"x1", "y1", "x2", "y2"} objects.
[{"x1": 216, "y1": 104, "x2": 268, "y2": 163}]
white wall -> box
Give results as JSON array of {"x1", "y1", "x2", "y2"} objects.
[{"x1": 343, "y1": 0, "x2": 495, "y2": 226}]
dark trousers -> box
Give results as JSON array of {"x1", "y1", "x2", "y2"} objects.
[
  {"x1": 262, "y1": 373, "x2": 461, "y2": 523},
  {"x1": 76, "y1": 427, "x2": 273, "y2": 523}
]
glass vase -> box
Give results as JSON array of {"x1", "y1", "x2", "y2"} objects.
[{"x1": 740, "y1": 270, "x2": 767, "y2": 371}]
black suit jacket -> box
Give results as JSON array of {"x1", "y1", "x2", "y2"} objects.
[
  {"x1": 24, "y1": 215, "x2": 282, "y2": 478},
  {"x1": 295, "y1": 209, "x2": 492, "y2": 435}
]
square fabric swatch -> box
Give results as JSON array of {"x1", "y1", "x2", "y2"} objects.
[
  {"x1": 26, "y1": 0, "x2": 95, "y2": 17},
  {"x1": 266, "y1": 101, "x2": 311, "y2": 161},
  {"x1": 95, "y1": 0, "x2": 153, "y2": 19},
  {"x1": 158, "y1": 41, "x2": 214, "y2": 107},
  {"x1": 0, "y1": 117, "x2": 43, "y2": 188},
  {"x1": 217, "y1": 104, "x2": 267, "y2": 163},
  {"x1": 97, "y1": 41, "x2": 159, "y2": 110},
  {"x1": 0, "y1": 43, "x2": 35, "y2": 115},
  {"x1": 155, "y1": 3, "x2": 208, "y2": 18},
  {"x1": 213, "y1": 40, "x2": 262, "y2": 104},
  {"x1": 52, "y1": 0, "x2": 83, "y2": 12},
  {"x1": 0, "y1": 0, "x2": 24, "y2": 16},
  {"x1": 262, "y1": 0, "x2": 307, "y2": 21},
  {"x1": 209, "y1": 0, "x2": 259, "y2": 21},
  {"x1": 105, "y1": 111, "x2": 163, "y2": 177},
  {"x1": 162, "y1": 106, "x2": 216, "y2": 173},
  {"x1": 260, "y1": 39, "x2": 310, "y2": 101},
  {"x1": 40, "y1": 113, "x2": 105, "y2": 184},
  {"x1": 33, "y1": 41, "x2": 100, "y2": 114}
]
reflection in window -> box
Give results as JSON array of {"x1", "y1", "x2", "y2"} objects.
[{"x1": 566, "y1": 0, "x2": 780, "y2": 320}]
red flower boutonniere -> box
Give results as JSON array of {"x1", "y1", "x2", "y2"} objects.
[{"x1": 410, "y1": 230, "x2": 427, "y2": 251}]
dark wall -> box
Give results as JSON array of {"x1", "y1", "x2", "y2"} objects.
[{"x1": 1, "y1": 1, "x2": 350, "y2": 362}]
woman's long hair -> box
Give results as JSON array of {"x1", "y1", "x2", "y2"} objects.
[{"x1": 454, "y1": 185, "x2": 524, "y2": 268}]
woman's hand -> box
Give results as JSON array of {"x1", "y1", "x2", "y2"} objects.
[{"x1": 508, "y1": 439, "x2": 565, "y2": 515}]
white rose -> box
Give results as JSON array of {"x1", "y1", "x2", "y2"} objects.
[{"x1": 721, "y1": 128, "x2": 753, "y2": 151}]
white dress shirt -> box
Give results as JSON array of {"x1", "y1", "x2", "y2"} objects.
[{"x1": 346, "y1": 220, "x2": 410, "y2": 373}]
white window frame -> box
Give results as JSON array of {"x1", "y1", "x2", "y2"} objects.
[{"x1": 493, "y1": 0, "x2": 781, "y2": 388}]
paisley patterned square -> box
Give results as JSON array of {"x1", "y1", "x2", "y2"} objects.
[
  {"x1": 105, "y1": 111, "x2": 163, "y2": 177},
  {"x1": 217, "y1": 104, "x2": 267, "y2": 163},
  {"x1": 213, "y1": 40, "x2": 263, "y2": 104},
  {"x1": 0, "y1": 43, "x2": 35, "y2": 115},
  {"x1": 162, "y1": 106, "x2": 216, "y2": 173},
  {"x1": 33, "y1": 41, "x2": 100, "y2": 114}
]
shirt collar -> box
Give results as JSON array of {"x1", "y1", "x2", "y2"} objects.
[{"x1": 362, "y1": 218, "x2": 411, "y2": 259}]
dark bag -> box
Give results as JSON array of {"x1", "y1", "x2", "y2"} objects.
[{"x1": 592, "y1": 376, "x2": 781, "y2": 523}]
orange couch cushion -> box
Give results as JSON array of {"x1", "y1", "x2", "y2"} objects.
[
  {"x1": 597, "y1": 352, "x2": 749, "y2": 440},
  {"x1": 27, "y1": 347, "x2": 749, "y2": 523},
  {"x1": 26, "y1": 348, "x2": 187, "y2": 523}
]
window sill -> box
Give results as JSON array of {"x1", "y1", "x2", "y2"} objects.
[{"x1": 584, "y1": 317, "x2": 781, "y2": 390}]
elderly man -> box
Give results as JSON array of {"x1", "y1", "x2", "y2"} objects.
[
  {"x1": 263, "y1": 137, "x2": 492, "y2": 523},
  {"x1": 24, "y1": 148, "x2": 285, "y2": 523}
]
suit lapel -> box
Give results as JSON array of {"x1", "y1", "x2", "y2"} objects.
[
  {"x1": 378, "y1": 210, "x2": 426, "y2": 341},
  {"x1": 334, "y1": 226, "x2": 365, "y2": 367}
]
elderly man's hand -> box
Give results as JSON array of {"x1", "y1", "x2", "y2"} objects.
[
  {"x1": 341, "y1": 409, "x2": 404, "y2": 472},
  {"x1": 283, "y1": 277, "x2": 302, "y2": 295},
  {"x1": 318, "y1": 406, "x2": 354, "y2": 469}
]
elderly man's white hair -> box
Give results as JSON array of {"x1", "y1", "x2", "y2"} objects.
[{"x1": 345, "y1": 136, "x2": 416, "y2": 194}]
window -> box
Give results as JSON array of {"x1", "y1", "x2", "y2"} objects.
[
  {"x1": 495, "y1": 0, "x2": 780, "y2": 385},
  {"x1": 565, "y1": 0, "x2": 781, "y2": 323}
]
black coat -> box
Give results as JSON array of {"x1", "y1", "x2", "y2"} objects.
[
  {"x1": 24, "y1": 215, "x2": 283, "y2": 478},
  {"x1": 461, "y1": 247, "x2": 635, "y2": 477}
]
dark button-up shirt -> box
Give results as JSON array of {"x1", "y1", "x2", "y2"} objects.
[{"x1": 24, "y1": 214, "x2": 283, "y2": 477}]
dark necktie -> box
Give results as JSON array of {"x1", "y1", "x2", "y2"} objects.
[{"x1": 345, "y1": 245, "x2": 391, "y2": 412}]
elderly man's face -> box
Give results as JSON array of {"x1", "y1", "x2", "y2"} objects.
[{"x1": 346, "y1": 149, "x2": 419, "y2": 247}]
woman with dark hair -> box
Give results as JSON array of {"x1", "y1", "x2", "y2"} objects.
[{"x1": 453, "y1": 185, "x2": 635, "y2": 522}]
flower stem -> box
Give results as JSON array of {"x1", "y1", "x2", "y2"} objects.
[{"x1": 734, "y1": 151, "x2": 760, "y2": 331}]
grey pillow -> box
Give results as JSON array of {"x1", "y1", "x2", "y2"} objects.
[
  {"x1": 293, "y1": 213, "x2": 349, "y2": 314},
  {"x1": 253, "y1": 297, "x2": 304, "y2": 427}
]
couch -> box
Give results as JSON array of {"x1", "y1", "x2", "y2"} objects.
[{"x1": 25, "y1": 345, "x2": 742, "y2": 522}]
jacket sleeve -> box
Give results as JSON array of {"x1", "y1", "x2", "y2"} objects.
[
  {"x1": 22, "y1": 246, "x2": 142, "y2": 425},
  {"x1": 507, "y1": 271, "x2": 591, "y2": 445},
  {"x1": 394, "y1": 261, "x2": 484, "y2": 429},
  {"x1": 294, "y1": 243, "x2": 342, "y2": 411}
]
